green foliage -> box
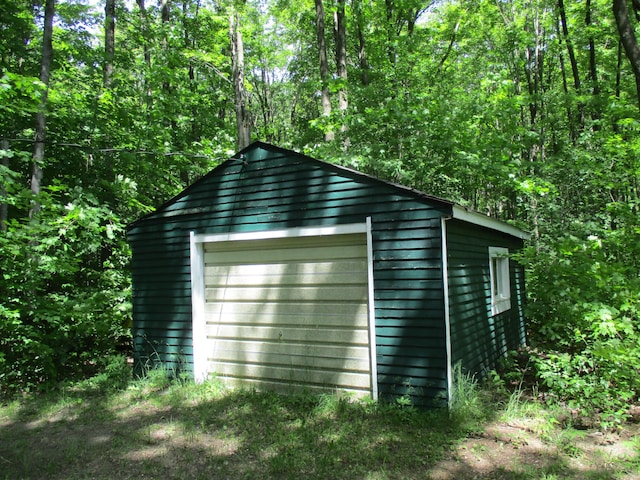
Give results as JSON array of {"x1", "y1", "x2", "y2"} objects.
[
  {"x1": 0, "y1": 186, "x2": 131, "y2": 396},
  {"x1": 0, "y1": 72, "x2": 44, "y2": 116},
  {"x1": 0, "y1": 0, "x2": 639, "y2": 421},
  {"x1": 68, "y1": 355, "x2": 132, "y2": 393},
  {"x1": 522, "y1": 209, "x2": 640, "y2": 425}
]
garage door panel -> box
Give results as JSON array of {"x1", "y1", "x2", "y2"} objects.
[
  {"x1": 204, "y1": 233, "x2": 365, "y2": 252},
  {"x1": 205, "y1": 324, "x2": 370, "y2": 345},
  {"x1": 208, "y1": 376, "x2": 366, "y2": 396},
  {"x1": 205, "y1": 285, "x2": 367, "y2": 303},
  {"x1": 205, "y1": 260, "x2": 367, "y2": 286},
  {"x1": 207, "y1": 342, "x2": 371, "y2": 372},
  {"x1": 209, "y1": 339, "x2": 370, "y2": 365},
  {"x1": 207, "y1": 361, "x2": 372, "y2": 390},
  {"x1": 199, "y1": 230, "x2": 373, "y2": 396},
  {"x1": 205, "y1": 302, "x2": 369, "y2": 327},
  {"x1": 204, "y1": 244, "x2": 366, "y2": 265}
]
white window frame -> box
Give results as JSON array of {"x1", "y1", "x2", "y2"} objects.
[{"x1": 488, "y1": 247, "x2": 511, "y2": 316}]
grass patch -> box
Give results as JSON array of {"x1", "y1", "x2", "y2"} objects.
[
  {"x1": 0, "y1": 360, "x2": 638, "y2": 479},
  {"x1": 0, "y1": 370, "x2": 456, "y2": 480}
]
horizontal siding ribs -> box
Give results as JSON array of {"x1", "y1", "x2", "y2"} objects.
[{"x1": 446, "y1": 219, "x2": 526, "y2": 377}]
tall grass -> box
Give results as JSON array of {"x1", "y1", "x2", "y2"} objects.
[{"x1": 448, "y1": 363, "x2": 491, "y2": 428}]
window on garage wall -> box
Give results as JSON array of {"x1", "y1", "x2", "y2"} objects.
[{"x1": 489, "y1": 247, "x2": 511, "y2": 315}]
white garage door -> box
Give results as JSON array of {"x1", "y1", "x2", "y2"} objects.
[{"x1": 190, "y1": 223, "x2": 376, "y2": 397}]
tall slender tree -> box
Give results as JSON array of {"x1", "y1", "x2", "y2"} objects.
[
  {"x1": 135, "y1": 0, "x2": 151, "y2": 66},
  {"x1": 353, "y1": 0, "x2": 369, "y2": 86},
  {"x1": 334, "y1": 0, "x2": 348, "y2": 146},
  {"x1": 231, "y1": 6, "x2": 251, "y2": 149},
  {"x1": 613, "y1": 0, "x2": 640, "y2": 111},
  {"x1": 30, "y1": 0, "x2": 55, "y2": 219},
  {"x1": 315, "y1": 0, "x2": 333, "y2": 141},
  {"x1": 586, "y1": 0, "x2": 600, "y2": 98},
  {"x1": 104, "y1": 0, "x2": 116, "y2": 88},
  {"x1": 0, "y1": 139, "x2": 8, "y2": 232},
  {"x1": 557, "y1": 0, "x2": 585, "y2": 129}
]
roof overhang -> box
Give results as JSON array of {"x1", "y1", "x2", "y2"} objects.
[{"x1": 451, "y1": 205, "x2": 531, "y2": 241}]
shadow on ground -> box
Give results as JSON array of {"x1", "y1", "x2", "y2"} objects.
[{"x1": 1, "y1": 383, "x2": 638, "y2": 479}]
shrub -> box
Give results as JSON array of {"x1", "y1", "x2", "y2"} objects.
[
  {"x1": 0, "y1": 186, "x2": 131, "y2": 396},
  {"x1": 522, "y1": 208, "x2": 640, "y2": 425}
]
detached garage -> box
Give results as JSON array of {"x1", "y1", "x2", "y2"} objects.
[{"x1": 128, "y1": 141, "x2": 529, "y2": 406}]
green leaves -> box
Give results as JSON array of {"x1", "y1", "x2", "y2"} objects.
[
  {"x1": 0, "y1": 186, "x2": 131, "y2": 396},
  {"x1": 0, "y1": 72, "x2": 45, "y2": 116},
  {"x1": 523, "y1": 212, "x2": 640, "y2": 424},
  {"x1": 0, "y1": 0, "x2": 638, "y2": 419}
]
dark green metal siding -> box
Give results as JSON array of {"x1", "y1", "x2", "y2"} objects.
[
  {"x1": 446, "y1": 219, "x2": 526, "y2": 377},
  {"x1": 128, "y1": 144, "x2": 452, "y2": 404}
]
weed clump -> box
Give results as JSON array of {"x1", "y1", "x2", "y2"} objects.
[{"x1": 448, "y1": 364, "x2": 493, "y2": 429}]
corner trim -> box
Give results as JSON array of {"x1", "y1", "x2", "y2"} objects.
[
  {"x1": 366, "y1": 217, "x2": 379, "y2": 400},
  {"x1": 441, "y1": 217, "x2": 453, "y2": 408},
  {"x1": 190, "y1": 231, "x2": 207, "y2": 382}
]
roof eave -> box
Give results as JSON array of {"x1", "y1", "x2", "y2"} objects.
[{"x1": 452, "y1": 205, "x2": 531, "y2": 241}]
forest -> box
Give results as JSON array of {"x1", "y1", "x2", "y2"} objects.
[{"x1": 0, "y1": 0, "x2": 639, "y2": 424}]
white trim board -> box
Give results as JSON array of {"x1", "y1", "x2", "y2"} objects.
[
  {"x1": 440, "y1": 217, "x2": 453, "y2": 408},
  {"x1": 365, "y1": 217, "x2": 379, "y2": 400},
  {"x1": 192, "y1": 223, "x2": 367, "y2": 244},
  {"x1": 452, "y1": 206, "x2": 530, "y2": 241},
  {"x1": 190, "y1": 232, "x2": 208, "y2": 383},
  {"x1": 190, "y1": 220, "x2": 378, "y2": 400}
]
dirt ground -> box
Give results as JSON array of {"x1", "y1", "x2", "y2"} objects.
[{"x1": 430, "y1": 417, "x2": 640, "y2": 480}]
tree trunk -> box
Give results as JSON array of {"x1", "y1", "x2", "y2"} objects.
[
  {"x1": 183, "y1": 0, "x2": 201, "y2": 146},
  {"x1": 384, "y1": 0, "x2": 396, "y2": 64},
  {"x1": 586, "y1": 0, "x2": 600, "y2": 98},
  {"x1": 585, "y1": 0, "x2": 602, "y2": 129},
  {"x1": 354, "y1": 0, "x2": 369, "y2": 86},
  {"x1": 557, "y1": 0, "x2": 581, "y2": 92},
  {"x1": 136, "y1": 0, "x2": 151, "y2": 66},
  {"x1": 557, "y1": 0, "x2": 587, "y2": 130},
  {"x1": 613, "y1": 0, "x2": 640, "y2": 111},
  {"x1": 257, "y1": 66, "x2": 272, "y2": 141},
  {"x1": 407, "y1": 4, "x2": 432, "y2": 36},
  {"x1": 161, "y1": 0, "x2": 170, "y2": 93},
  {"x1": 0, "y1": 139, "x2": 8, "y2": 232},
  {"x1": 557, "y1": 32, "x2": 578, "y2": 143},
  {"x1": 632, "y1": 0, "x2": 640, "y2": 19},
  {"x1": 30, "y1": 0, "x2": 55, "y2": 219},
  {"x1": 556, "y1": 0, "x2": 585, "y2": 133},
  {"x1": 104, "y1": 0, "x2": 116, "y2": 88},
  {"x1": 524, "y1": 44, "x2": 538, "y2": 125},
  {"x1": 103, "y1": 0, "x2": 116, "y2": 174},
  {"x1": 135, "y1": 0, "x2": 152, "y2": 108},
  {"x1": 315, "y1": 0, "x2": 333, "y2": 141},
  {"x1": 334, "y1": 0, "x2": 348, "y2": 146},
  {"x1": 230, "y1": 10, "x2": 251, "y2": 150},
  {"x1": 437, "y1": 17, "x2": 460, "y2": 75}
]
